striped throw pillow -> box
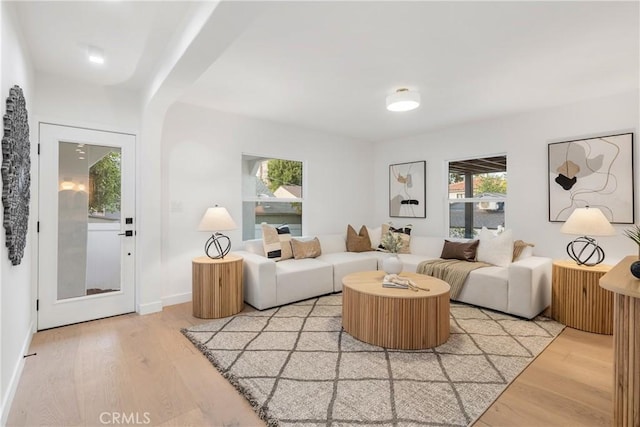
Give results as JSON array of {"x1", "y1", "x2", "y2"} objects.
[{"x1": 261, "y1": 224, "x2": 293, "y2": 261}]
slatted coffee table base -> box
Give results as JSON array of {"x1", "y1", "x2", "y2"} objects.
[{"x1": 342, "y1": 284, "x2": 450, "y2": 349}]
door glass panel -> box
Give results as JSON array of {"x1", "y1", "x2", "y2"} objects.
[{"x1": 58, "y1": 142, "x2": 122, "y2": 300}]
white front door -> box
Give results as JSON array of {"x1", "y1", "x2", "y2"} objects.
[{"x1": 38, "y1": 123, "x2": 136, "y2": 330}]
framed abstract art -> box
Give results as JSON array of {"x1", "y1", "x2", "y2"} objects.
[
  {"x1": 548, "y1": 133, "x2": 634, "y2": 223},
  {"x1": 389, "y1": 160, "x2": 426, "y2": 218}
]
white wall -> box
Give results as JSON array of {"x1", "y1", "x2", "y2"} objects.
[
  {"x1": 34, "y1": 72, "x2": 141, "y2": 133},
  {"x1": 160, "y1": 102, "x2": 374, "y2": 304},
  {"x1": 373, "y1": 90, "x2": 640, "y2": 265},
  {"x1": 0, "y1": 2, "x2": 36, "y2": 423}
]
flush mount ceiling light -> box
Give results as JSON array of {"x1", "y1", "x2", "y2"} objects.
[
  {"x1": 386, "y1": 88, "x2": 420, "y2": 112},
  {"x1": 88, "y1": 46, "x2": 105, "y2": 64}
]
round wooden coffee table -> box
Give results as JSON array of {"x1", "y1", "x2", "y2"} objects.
[{"x1": 342, "y1": 271, "x2": 450, "y2": 349}]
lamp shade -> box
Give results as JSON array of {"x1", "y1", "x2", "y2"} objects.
[
  {"x1": 560, "y1": 207, "x2": 615, "y2": 236},
  {"x1": 386, "y1": 88, "x2": 420, "y2": 112},
  {"x1": 198, "y1": 206, "x2": 237, "y2": 232}
]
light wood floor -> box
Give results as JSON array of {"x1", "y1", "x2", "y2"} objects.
[{"x1": 7, "y1": 302, "x2": 613, "y2": 427}]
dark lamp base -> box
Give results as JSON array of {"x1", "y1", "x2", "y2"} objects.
[
  {"x1": 204, "y1": 233, "x2": 231, "y2": 259},
  {"x1": 566, "y1": 236, "x2": 605, "y2": 266}
]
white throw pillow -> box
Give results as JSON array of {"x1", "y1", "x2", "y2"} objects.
[
  {"x1": 367, "y1": 226, "x2": 382, "y2": 249},
  {"x1": 477, "y1": 227, "x2": 514, "y2": 267}
]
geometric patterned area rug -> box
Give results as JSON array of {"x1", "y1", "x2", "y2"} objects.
[{"x1": 182, "y1": 294, "x2": 564, "y2": 427}]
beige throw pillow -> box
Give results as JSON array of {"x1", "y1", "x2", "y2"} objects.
[
  {"x1": 346, "y1": 225, "x2": 372, "y2": 252},
  {"x1": 513, "y1": 240, "x2": 535, "y2": 261},
  {"x1": 291, "y1": 238, "x2": 322, "y2": 259},
  {"x1": 261, "y1": 224, "x2": 293, "y2": 261}
]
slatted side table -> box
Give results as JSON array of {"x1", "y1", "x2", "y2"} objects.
[
  {"x1": 192, "y1": 254, "x2": 243, "y2": 319},
  {"x1": 551, "y1": 260, "x2": 613, "y2": 334},
  {"x1": 599, "y1": 256, "x2": 640, "y2": 427}
]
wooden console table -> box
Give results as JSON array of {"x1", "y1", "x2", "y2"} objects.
[
  {"x1": 192, "y1": 255, "x2": 243, "y2": 319},
  {"x1": 599, "y1": 256, "x2": 640, "y2": 427},
  {"x1": 551, "y1": 260, "x2": 613, "y2": 334}
]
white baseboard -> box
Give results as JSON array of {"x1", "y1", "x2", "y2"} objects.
[
  {"x1": 137, "y1": 300, "x2": 163, "y2": 315},
  {"x1": 0, "y1": 320, "x2": 35, "y2": 426},
  {"x1": 162, "y1": 292, "x2": 192, "y2": 307}
]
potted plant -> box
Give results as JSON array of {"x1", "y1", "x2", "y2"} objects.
[
  {"x1": 623, "y1": 225, "x2": 640, "y2": 278},
  {"x1": 623, "y1": 225, "x2": 640, "y2": 257},
  {"x1": 380, "y1": 231, "x2": 404, "y2": 274}
]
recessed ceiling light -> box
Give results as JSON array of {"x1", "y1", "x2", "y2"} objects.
[
  {"x1": 386, "y1": 88, "x2": 420, "y2": 112},
  {"x1": 88, "y1": 46, "x2": 105, "y2": 65}
]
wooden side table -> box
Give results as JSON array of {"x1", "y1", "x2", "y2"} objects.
[
  {"x1": 599, "y1": 256, "x2": 640, "y2": 427},
  {"x1": 192, "y1": 254, "x2": 243, "y2": 319},
  {"x1": 551, "y1": 259, "x2": 613, "y2": 334}
]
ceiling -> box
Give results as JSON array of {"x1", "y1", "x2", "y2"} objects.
[
  {"x1": 11, "y1": 1, "x2": 640, "y2": 142},
  {"x1": 12, "y1": 1, "x2": 196, "y2": 89}
]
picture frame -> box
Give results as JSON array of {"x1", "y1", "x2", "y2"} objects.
[
  {"x1": 548, "y1": 132, "x2": 634, "y2": 223},
  {"x1": 389, "y1": 160, "x2": 426, "y2": 218}
]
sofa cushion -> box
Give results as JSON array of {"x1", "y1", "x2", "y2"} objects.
[
  {"x1": 477, "y1": 227, "x2": 514, "y2": 267},
  {"x1": 440, "y1": 240, "x2": 479, "y2": 262},
  {"x1": 316, "y1": 234, "x2": 347, "y2": 254},
  {"x1": 244, "y1": 239, "x2": 265, "y2": 256},
  {"x1": 409, "y1": 236, "x2": 446, "y2": 258},
  {"x1": 316, "y1": 252, "x2": 378, "y2": 292},
  {"x1": 456, "y1": 266, "x2": 509, "y2": 313},
  {"x1": 397, "y1": 253, "x2": 438, "y2": 273},
  {"x1": 346, "y1": 225, "x2": 372, "y2": 252},
  {"x1": 262, "y1": 224, "x2": 293, "y2": 261},
  {"x1": 275, "y1": 258, "x2": 333, "y2": 306},
  {"x1": 360, "y1": 250, "x2": 388, "y2": 269},
  {"x1": 291, "y1": 237, "x2": 322, "y2": 259}
]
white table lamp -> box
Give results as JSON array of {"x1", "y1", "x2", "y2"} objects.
[
  {"x1": 198, "y1": 206, "x2": 237, "y2": 259},
  {"x1": 560, "y1": 206, "x2": 615, "y2": 266}
]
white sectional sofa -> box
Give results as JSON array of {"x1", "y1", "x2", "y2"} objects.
[{"x1": 235, "y1": 233, "x2": 552, "y2": 319}]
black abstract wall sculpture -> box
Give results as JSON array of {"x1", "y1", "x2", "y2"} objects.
[{"x1": 2, "y1": 85, "x2": 31, "y2": 265}]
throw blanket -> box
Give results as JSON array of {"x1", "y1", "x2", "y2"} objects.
[{"x1": 417, "y1": 259, "x2": 491, "y2": 299}]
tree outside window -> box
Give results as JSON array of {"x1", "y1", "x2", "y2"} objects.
[{"x1": 89, "y1": 151, "x2": 121, "y2": 216}]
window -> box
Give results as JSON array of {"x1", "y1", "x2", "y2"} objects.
[
  {"x1": 242, "y1": 154, "x2": 303, "y2": 240},
  {"x1": 447, "y1": 155, "x2": 507, "y2": 238}
]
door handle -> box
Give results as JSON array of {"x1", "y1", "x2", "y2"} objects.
[{"x1": 118, "y1": 230, "x2": 134, "y2": 237}]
